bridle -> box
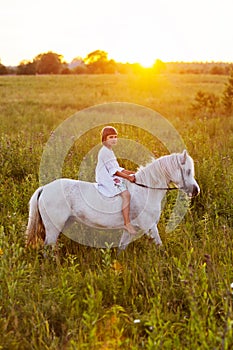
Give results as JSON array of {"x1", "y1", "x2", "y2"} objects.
[
  {"x1": 134, "y1": 182, "x2": 179, "y2": 191},
  {"x1": 134, "y1": 157, "x2": 187, "y2": 191}
]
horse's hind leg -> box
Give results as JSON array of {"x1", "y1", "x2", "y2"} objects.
[
  {"x1": 40, "y1": 213, "x2": 62, "y2": 259},
  {"x1": 39, "y1": 200, "x2": 65, "y2": 246},
  {"x1": 43, "y1": 223, "x2": 60, "y2": 246},
  {"x1": 42, "y1": 226, "x2": 61, "y2": 260}
]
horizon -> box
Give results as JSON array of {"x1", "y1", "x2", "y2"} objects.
[
  {"x1": 1, "y1": 0, "x2": 233, "y2": 67},
  {"x1": 2, "y1": 52, "x2": 233, "y2": 68}
]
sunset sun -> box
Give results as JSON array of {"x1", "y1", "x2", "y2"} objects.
[{"x1": 137, "y1": 57, "x2": 155, "y2": 68}]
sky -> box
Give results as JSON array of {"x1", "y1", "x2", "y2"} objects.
[{"x1": 0, "y1": 0, "x2": 233, "y2": 66}]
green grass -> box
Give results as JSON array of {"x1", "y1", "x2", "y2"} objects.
[{"x1": 0, "y1": 73, "x2": 233, "y2": 349}]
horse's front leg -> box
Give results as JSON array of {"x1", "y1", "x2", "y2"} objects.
[
  {"x1": 149, "y1": 223, "x2": 162, "y2": 246},
  {"x1": 118, "y1": 230, "x2": 133, "y2": 251}
]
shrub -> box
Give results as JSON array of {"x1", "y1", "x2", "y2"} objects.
[
  {"x1": 191, "y1": 90, "x2": 220, "y2": 117},
  {"x1": 222, "y1": 70, "x2": 233, "y2": 114}
]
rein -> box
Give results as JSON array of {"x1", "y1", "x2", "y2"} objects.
[
  {"x1": 134, "y1": 182, "x2": 179, "y2": 190},
  {"x1": 134, "y1": 157, "x2": 186, "y2": 191}
]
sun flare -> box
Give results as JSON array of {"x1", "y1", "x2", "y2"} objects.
[
  {"x1": 112, "y1": 51, "x2": 156, "y2": 68},
  {"x1": 139, "y1": 58, "x2": 155, "y2": 68}
]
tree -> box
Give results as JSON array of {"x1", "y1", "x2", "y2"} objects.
[
  {"x1": 70, "y1": 57, "x2": 88, "y2": 74},
  {"x1": 153, "y1": 59, "x2": 166, "y2": 74},
  {"x1": 84, "y1": 50, "x2": 108, "y2": 65},
  {"x1": 84, "y1": 50, "x2": 116, "y2": 74},
  {"x1": 17, "y1": 60, "x2": 37, "y2": 75},
  {"x1": 222, "y1": 70, "x2": 233, "y2": 114},
  {"x1": 0, "y1": 62, "x2": 8, "y2": 75},
  {"x1": 191, "y1": 90, "x2": 219, "y2": 117},
  {"x1": 34, "y1": 51, "x2": 65, "y2": 74},
  {"x1": 210, "y1": 65, "x2": 225, "y2": 75}
]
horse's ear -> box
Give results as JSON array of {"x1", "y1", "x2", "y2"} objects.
[{"x1": 180, "y1": 149, "x2": 187, "y2": 165}]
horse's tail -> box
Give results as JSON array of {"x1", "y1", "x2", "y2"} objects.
[{"x1": 25, "y1": 187, "x2": 45, "y2": 247}]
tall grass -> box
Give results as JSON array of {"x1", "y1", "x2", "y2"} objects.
[{"x1": 0, "y1": 74, "x2": 232, "y2": 349}]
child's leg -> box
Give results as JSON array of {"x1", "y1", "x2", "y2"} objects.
[{"x1": 120, "y1": 190, "x2": 136, "y2": 235}]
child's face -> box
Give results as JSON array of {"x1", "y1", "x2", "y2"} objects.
[{"x1": 105, "y1": 134, "x2": 118, "y2": 147}]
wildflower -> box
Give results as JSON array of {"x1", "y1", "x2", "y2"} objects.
[
  {"x1": 111, "y1": 259, "x2": 123, "y2": 273},
  {"x1": 134, "y1": 319, "x2": 141, "y2": 324},
  {"x1": 0, "y1": 248, "x2": 3, "y2": 256},
  {"x1": 133, "y1": 319, "x2": 154, "y2": 332}
]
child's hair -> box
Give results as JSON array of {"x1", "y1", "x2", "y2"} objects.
[{"x1": 101, "y1": 126, "x2": 118, "y2": 142}]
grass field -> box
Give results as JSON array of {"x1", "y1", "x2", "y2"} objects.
[{"x1": 0, "y1": 73, "x2": 233, "y2": 349}]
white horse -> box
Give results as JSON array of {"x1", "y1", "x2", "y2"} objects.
[{"x1": 26, "y1": 150, "x2": 200, "y2": 250}]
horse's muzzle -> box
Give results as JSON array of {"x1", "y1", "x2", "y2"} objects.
[{"x1": 191, "y1": 184, "x2": 200, "y2": 197}]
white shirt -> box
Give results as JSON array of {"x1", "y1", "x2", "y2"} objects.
[{"x1": 95, "y1": 145, "x2": 124, "y2": 197}]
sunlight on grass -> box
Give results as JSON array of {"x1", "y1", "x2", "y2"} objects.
[{"x1": 0, "y1": 74, "x2": 232, "y2": 349}]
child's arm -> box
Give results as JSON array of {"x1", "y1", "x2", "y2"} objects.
[
  {"x1": 121, "y1": 169, "x2": 135, "y2": 175},
  {"x1": 114, "y1": 170, "x2": 136, "y2": 183}
]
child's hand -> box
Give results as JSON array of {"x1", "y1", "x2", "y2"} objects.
[{"x1": 128, "y1": 175, "x2": 136, "y2": 183}]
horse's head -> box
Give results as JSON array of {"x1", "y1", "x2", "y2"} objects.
[{"x1": 174, "y1": 150, "x2": 200, "y2": 197}]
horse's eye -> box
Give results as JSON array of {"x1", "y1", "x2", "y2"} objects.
[{"x1": 187, "y1": 169, "x2": 191, "y2": 176}]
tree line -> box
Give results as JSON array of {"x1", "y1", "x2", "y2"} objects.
[{"x1": 0, "y1": 50, "x2": 232, "y2": 75}]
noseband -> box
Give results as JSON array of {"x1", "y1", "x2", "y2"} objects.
[{"x1": 178, "y1": 162, "x2": 187, "y2": 191}]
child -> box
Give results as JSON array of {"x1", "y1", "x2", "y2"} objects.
[{"x1": 95, "y1": 126, "x2": 136, "y2": 235}]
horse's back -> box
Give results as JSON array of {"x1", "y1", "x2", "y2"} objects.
[
  {"x1": 42, "y1": 178, "x2": 122, "y2": 213},
  {"x1": 71, "y1": 180, "x2": 122, "y2": 214}
]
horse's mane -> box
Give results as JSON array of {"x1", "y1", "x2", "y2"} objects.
[
  {"x1": 135, "y1": 153, "x2": 180, "y2": 187},
  {"x1": 137, "y1": 156, "x2": 156, "y2": 172}
]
